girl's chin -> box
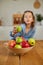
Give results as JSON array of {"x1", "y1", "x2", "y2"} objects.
[{"x1": 25, "y1": 22, "x2": 31, "y2": 25}]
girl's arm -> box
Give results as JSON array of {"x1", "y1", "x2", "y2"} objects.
[
  {"x1": 9, "y1": 30, "x2": 23, "y2": 40},
  {"x1": 9, "y1": 24, "x2": 24, "y2": 40},
  {"x1": 10, "y1": 31, "x2": 14, "y2": 37}
]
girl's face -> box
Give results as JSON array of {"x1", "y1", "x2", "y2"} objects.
[{"x1": 24, "y1": 12, "x2": 33, "y2": 25}]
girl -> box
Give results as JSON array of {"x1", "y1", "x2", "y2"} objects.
[{"x1": 10, "y1": 10, "x2": 35, "y2": 40}]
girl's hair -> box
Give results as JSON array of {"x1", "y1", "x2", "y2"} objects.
[{"x1": 21, "y1": 10, "x2": 35, "y2": 28}]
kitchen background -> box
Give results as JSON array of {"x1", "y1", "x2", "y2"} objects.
[{"x1": 0, "y1": 0, "x2": 43, "y2": 40}]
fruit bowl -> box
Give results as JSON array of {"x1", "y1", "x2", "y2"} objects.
[
  {"x1": 4, "y1": 37, "x2": 35, "y2": 55},
  {"x1": 7, "y1": 46, "x2": 34, "y2": 55}
]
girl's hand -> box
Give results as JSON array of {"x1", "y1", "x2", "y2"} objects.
[{"x1": 12, "y1": 27, "x2": 18, "y2": 35}]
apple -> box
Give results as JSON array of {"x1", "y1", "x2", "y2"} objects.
[
  {"x1": 28, "y1": 38, "x2": 35, "y2": 46},
  {"x1": 16, "y1": 37, "x2": 23, "y2": 43},
  {"x1": 9, "y1": 40, "x2": 16, "y2": 48},
  {"x1": 8, "y1": 40, "x2": 15, "y2": 44},
  {"x1": 20, "y1": 41, "x2": 30, "y2": 48},
  {"x1": 21, "y1": 37, "x2": 26, "y2": 42},
  {"x1": 15, "y1": 44, "x2": 22, "y2": 49},
  {"x1": 9, "y1": 44, "x2": 14, "y2": 48},
  {"x1": 16, "y1": 26, "x2": 22, "y2": 32}
]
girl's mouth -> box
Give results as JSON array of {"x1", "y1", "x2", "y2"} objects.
[{"x1": 25, "y1": 21, "x2": 31, "y2": 24}]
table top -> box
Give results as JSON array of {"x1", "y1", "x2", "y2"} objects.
[{"x1": 0, "y1": 40, "x2": 43, "y2": 65}]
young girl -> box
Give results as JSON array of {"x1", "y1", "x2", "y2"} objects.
[{"x1": 10, "y1": 10, "x2": 35, "y2": 40}]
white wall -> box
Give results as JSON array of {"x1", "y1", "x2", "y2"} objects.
[{"x1": 0, "y1": 0, "x2": 43, "y2": 26}]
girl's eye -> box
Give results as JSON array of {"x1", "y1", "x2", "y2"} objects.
[{"x1": 29, "y1": 16, "x2": 32, "y2": 18}]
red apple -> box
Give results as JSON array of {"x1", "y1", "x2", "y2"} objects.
[
  {"x1": 9, "y1": 40, "x2": 16, "y2": 48},
  {"x1": 20, "y1": 41, "x2": 30, "y2": 48}
]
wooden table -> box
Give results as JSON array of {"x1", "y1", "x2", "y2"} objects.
[{"x1": 0, "y1": 40, "x2": 43, "y2": 65}]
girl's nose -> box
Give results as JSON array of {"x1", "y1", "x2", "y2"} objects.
[{"x1": 27, "y1": 20, "x2": 29, "y2": 22}]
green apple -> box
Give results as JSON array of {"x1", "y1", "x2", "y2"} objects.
[
  {"x1": 16, "y1": 26, "x2": 22, "y2": 32},
  {"x1": 15, "y1": 44, "x2": 22, "y2": 48},
  {"x1": 28, "y1": 38, "x2": 35, "y2": 46},
  {"x1": 16, "y1": 37, "x2": 23, "y2": 43}
]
